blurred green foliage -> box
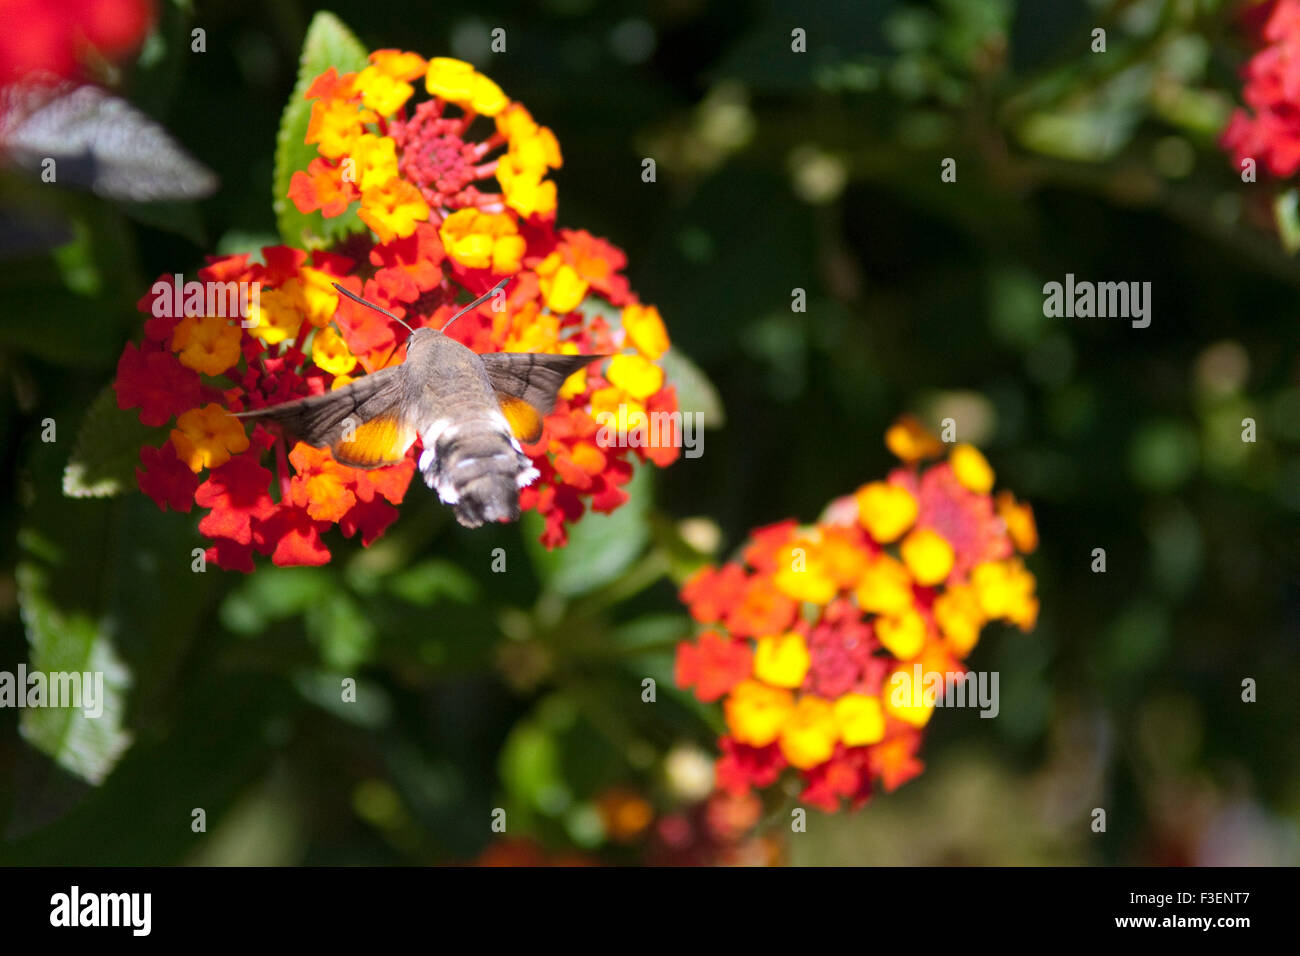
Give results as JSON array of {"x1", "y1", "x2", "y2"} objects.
[{"x1": 1, "y1": 0, "x2": 1298, "y2": 865}]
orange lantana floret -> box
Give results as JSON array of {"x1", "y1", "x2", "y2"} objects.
[{"x1": 171, "y1": 404, "x2": 250, "y2": 472}]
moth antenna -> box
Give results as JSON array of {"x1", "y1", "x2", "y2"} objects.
[
  {"x1": 441, "y1": 277, "x2": 511, "y2": 333},
  {"x1": 332, "y1": 282, "x2": 417, "y2": 335}
]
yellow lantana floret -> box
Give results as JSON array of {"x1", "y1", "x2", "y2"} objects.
[
  {"x1": 536, "y1": 253, "x2": 587, "y2": 312},
  {"x1": 996, "y1": 491, "x2": 1038, "y2": 554},
  {"x1": 246, "y1": 286, "x2": 303, "y2": 346},
  {"x1": 970, "y1": 559, "x2": 1038, "y2": 630},
  {"x1": 312, "y1": 326, "x2": 357, "y2": 377},
  {"x1": 438, "y1": 209, "x2": 525, "y2": 273},
  {"x1": 876, "y1": 608, "x2": 928, "y2": 660},
  {"x1": 605, "y1": 354, "x2": 664, "y2": 402},
  {"x1": 359, "y1": 178, "x2": 430, "y2": 243},
  {"x1": 172, "y1": 314, "x2": 241, "y2": 376},
  {"x1": 297, "y1": 268, "x2": 343, "y2": 327},
  {"x1": 883, "y1": 663, "x2": 936, "y2": 728},
  {"x1": 834, "y1": 694, "x2": 886, "y2": 747},
  {"x1": 772, "y1": 539, "x2": 838, "y2": 605},
  {"x1": 932, "y1": 583, "x2": 986, "y2": 657},
  {"x1": 855, "y1": 481, "x2": 918, "y2": 543},
  {"x1": 350, "y1": 133, "x2": 400, "y2": 192},
  {"x1": 170, "y1": 404, "x2": 249, "y2": 473},
  {"x1": 900, "y1": 527, "x2": 955, "y2": 586},
  {"x1": 724, "y1": 680, "x2": 795, "y2": 747},
  {"x1": 885, "y1": 416, "x2": 944, "y2": 462},
  {"x1": 950, "y1": 443, "x2": 994, "y2": 494},
  {"x1": 355, "y1": 66, "x2": 415, "y2": 116},
  {"x1": 854, "y1": 554, "x2": 914, "y2": 616},
  {"x1": 425, "y1": 58, "x2": 509, "y2": 116},
  {"x1": 622, "y1": 303, "x2": 670, "y2": 360},
  {"x1": 753, "y1": 632, "x2": 811, "y2": 688},
  {"x1": 778, "y1": 695, "x2": 839, "y2": 769}
]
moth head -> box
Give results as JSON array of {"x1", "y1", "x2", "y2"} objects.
[
  {"x1": 331, "y1": 278, "x2": 510, "y2": 347},
  {"x1": 401, "y1": 325, "x2": 441, "y2": 360},
  {"x1": 404, "y1": 326, "x2": 438, "y2": 345}
]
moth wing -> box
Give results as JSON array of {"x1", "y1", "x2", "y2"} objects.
[
  {"x1": 331, "y1": 413, "x2": 418, "y2": 468},
  {"x1": 479, "y1": 352, "x2": 607, "y2": 443},
  {"x1": 235, "y1": 366, "x2": 415, "y2": 468},
  {"x1": 1, "y1": 79, "x2": 218, "y2": 201},
  {"x1": 496, "y1": 395, "x2": 545, "y2": 444}
]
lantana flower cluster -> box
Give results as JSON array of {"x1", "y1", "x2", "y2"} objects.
[
  {"x1": 674, "y1": 418, "x2": 1039, "y2": 812},
  {"x1": 288, "y1": 53, "x2": 562, "y2": 236},
  {"x1": 1221, "y1": 0, "x2": 1300, "y2": 177},
  {"x1": 113, "y1": 52, "x2": 679, "y2": 569}
]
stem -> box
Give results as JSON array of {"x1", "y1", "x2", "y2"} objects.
[
  {"x1": 569, "y1": 547, "x2": 673, "y2": 618},
  {"x1": 274, "y1": 433, "x2": 292, "y2": 500},
  {"x1": 293, "y1": 316, "x2": 311, "y2": 353}
]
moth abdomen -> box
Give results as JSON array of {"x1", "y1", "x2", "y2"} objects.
[
  {"x1": 419, "y1": 418, "x2": 539, "y2": 528},
  {"x1": 451, "y1": 471, "x2": 523, "y2": 527}
]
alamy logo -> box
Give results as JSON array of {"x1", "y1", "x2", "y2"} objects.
[
  {"x1": 888, "y1": 665, "x2": 1000, "y2": 718},
  {"x1": 50, "y1": 886, "x2": 151, "y2": 936},
  {"x1": 151, "y1": 273, "x2": 260, "y2": 328},
  {"x1": 1042, "y1": 273, "x2": 1151, "y2": 328},
  {"x1": 0, "y1": 666, "x2": 104, "y2": 718},
  {"x1": 595, "y1": 405, "x2": 704, "y2": 458}
]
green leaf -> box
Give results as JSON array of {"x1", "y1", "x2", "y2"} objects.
[
  {"x1": 608, "y1": 613, "x2": 691, "y2": 652},
  {"x1": 0, "y1": 201, "x2": 143, "y2": 367},
  {"x1": 385, "y1": 558, "x2": 480, "y2": 606},
  {"x1": 500, "y1": 721, "x2": 566, "y2": 817},
  {"x1": 660, "y1": 346, "x2": 725, "y2": 427},
  {"x1": 51, "y1": 219, "x2": 101, "y2": 295},
  {"x1": 292, "y1": 669, "x2": 392, "y2": 728},
  {"x1": 16, "y1": 563, "x2": 133, "y2": 786},
  {"x1": 16, "y1": 404, "x2": 208, "y2": 795},
  {"x1": 4, "y1": 673, "x2": 285, "y2": 863},
  {"x1": 63, "y1": 385, "x2": 166, "y2": 498},
  {"x1": 215, "y1": 229, "x2": 280, "y2": 257},
  {"x1": 272, "y1": 12, "x2": 370, "y2": 249},
  {"x1": 306, "y1": 591, "x2": 376, "y2": 671},
  {"x1": 498, "y1": 695, "x2": 579, "y2": 820},
  {"x1": 1275, "y1": 188, "x2": 1300, "y2": 255},
  {"x1": 525, "y1": 463, "x2": 653, "y2": 598},
  {"x1": 1016, "y1": 107, "x2": 1141, "y2": 162},
  {"x1": 219, "y1": 566, "x2": 335, "y2": 635}
]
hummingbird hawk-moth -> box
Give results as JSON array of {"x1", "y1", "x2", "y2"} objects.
[{"x1": 236, "y1": 280, "x2": 606, "y2": 528}]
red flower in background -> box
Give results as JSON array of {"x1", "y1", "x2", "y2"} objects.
[
  {"x1": 0, "y1": 0, "x2": 154, "y2": 84},
  {"x1": 1221, "y1": 0, "x2": 1300, "y2": 177}
]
